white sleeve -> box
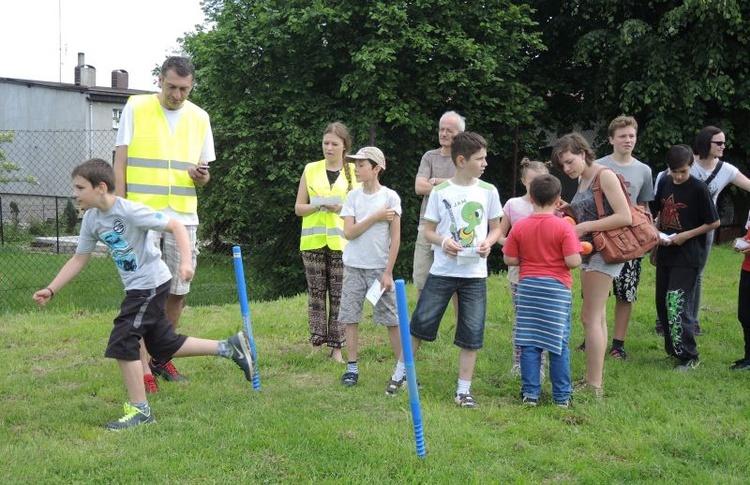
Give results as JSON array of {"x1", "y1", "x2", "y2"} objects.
[
  {"x1": 115, "y1": 101, "x2": 135, "y2": 147},
  {"x1": 200, "y1": 121, "x2": 216, "y2": 163}
]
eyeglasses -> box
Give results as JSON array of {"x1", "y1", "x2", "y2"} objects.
[{"x1": 711, "y1": 141, "x2": 726, "y2": 146}]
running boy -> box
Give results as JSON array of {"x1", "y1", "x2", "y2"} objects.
[
  {"x1": 33, "y1": 159, "x2": 254, "y2": 430},
  {"x1": 337, "y1": 147, "x2": 402, "y2": 387},
  {"x1": 503, "y1": 174, "x2": 582, "y2": 408},
  {"x1": 386, "y1": 132, "x2": 502, "y2": 408},
  {"x1": 650, "y1": 145, "x2": 719, "y2": 371}
]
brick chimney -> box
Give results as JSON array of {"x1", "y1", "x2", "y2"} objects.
[{"x1": 111, "y1": 69, "x2": 129, "y2": 89}]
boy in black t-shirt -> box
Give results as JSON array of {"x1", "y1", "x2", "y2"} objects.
[{"x1": 650, "y1": 145, "x2": 720, "y2": 371}]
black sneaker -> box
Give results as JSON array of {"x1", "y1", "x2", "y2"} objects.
[
  {"x1": 385, "y1": 378, "x2": 405, "y2": 396},
  {"x1": 228, "y1": 331, "x2": 254, "y2": 382},
  {"x1": 675, "y1": 358, "x2": 700, "y2": 372},
  {"x1": 609, "y1": 346, "x2": 627, "y2": 361},
  {"x1": 105, "y1": 403, "x2": 155, "y2": 430},
  {"x1": 522, "y1": 396, "x2": 538, "y2": 407},
  {"x1": 555, "y1": 399, "x2": 572, "y2": 409},
  {"x1": 730, "y1": 359, "x2": 750, "y2": 371},
  {"x1": 149, "y1": 358, "x2": 188, "y2": 382},
  {"x1": 341, "y1": 371, "x2": 359, "y2": 387}
]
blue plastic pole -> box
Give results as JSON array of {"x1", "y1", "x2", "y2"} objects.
[
  {"x1": 395, "y1": 279, "x2": 426, "y2": 459},
  {"x1": 232, "y1": 246, "x2": 261, "y2": 390}
]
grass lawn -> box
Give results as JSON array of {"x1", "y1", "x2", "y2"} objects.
[{"x1": 2, "y1": 244, "x2": 749, "y2": 483}]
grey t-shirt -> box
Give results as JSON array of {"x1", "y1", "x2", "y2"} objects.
[
  {"x1": 416, "y1": 149, "x2": 456, "y2": 225},
  {"x1": 596, "y1": 155, "x2": 654, "y2": 205},
  {"x1": 77, "y1": 197, "x2": 173, "y2": 290}
]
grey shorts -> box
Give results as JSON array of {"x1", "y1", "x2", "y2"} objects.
[
  {"x1": 338, "y1": 266, "x2": 398, "y2": 326},
  {"x1": 151, "y1": 225, "x2": 199, "y2": 295},
  {"x1": 612, "y1": 258, "x2": 642, "y2": 302},
  {"x1": 412, "y1": 228, "x2": 433, "y2": 291},
  {"x1": 581, "y1": 252, "x2": 624, "y2": 279}
]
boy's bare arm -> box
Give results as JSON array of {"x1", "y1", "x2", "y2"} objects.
[
  {"x1": 113, "y1": 145, "x2": 128, "y2": 198},
  {"x1": 380, "y1": 215, "x2": 401, "y2": 291},
  {"x1": 165, "y1": 219, "x2": 195, "y2": 282},
  {"x1": 33, "y1": 252, "x2": 91, "y2": 306},
  {"x1": 564, "y1": 253, "x2": 582, "y2": 268},
  {"x1": 497, "y1": 215, "x2": 511, "y2": 246},
  {"x1": 503, "y1": 255, "x2": 519, "y2": 266},
  {"x1": 669, "y1": 219, "x2": 721, "y2": 246},
  {"x1": 478, "y1": 218, "x2": 502, "y2": 257},
  {"x1": 425, "y1": 221, "x2": 460, "y2": 257}
]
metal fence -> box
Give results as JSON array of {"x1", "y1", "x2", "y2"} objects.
[{"x1": 0, "y1": 129, "x2": 238, "y2": 313}]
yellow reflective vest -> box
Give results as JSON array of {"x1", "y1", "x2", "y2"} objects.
[
  {"x1": 125, "y1": 94, "x2": 209, "y2": 214},
  {"x1": 299, "y1": 160, "x2": 359, "y2": 251}
]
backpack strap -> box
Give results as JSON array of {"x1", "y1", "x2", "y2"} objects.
[{"x1": 703, "y1": 160, "x2": 724, "y2": 187}]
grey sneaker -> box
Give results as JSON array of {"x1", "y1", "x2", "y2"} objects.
[
  {"x1": 675, "y1": 358, "x2": 700, "y2": 372},
  {"x1": 105, "y1": 403, "x2": 155, "y2": 430},
  {"x1": 455, "y1": 393, "x2": 478, "y2": 408},
  {"x1": 228, "y1": 332, "x2": 255, "y2": 382}
]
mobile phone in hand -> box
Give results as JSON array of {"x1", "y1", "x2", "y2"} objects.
[{"x1": 197, "y1": 164, "x2": 210, "y2": 174}]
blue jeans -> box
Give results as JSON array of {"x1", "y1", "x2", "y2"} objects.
[
  {"x1": 520, "y1": 328, "x2": 571, "y2": 402},
  {"x1": 410, "y1": 274, "x2": 486, "y2": 349}
]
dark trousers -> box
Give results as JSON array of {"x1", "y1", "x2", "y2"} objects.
[
  {"x1": 738, "y1": 270, "x2": 750, "y2": 360},
  {"x1": 655, "y1": 265, "x2": 699, "y2": 362}
]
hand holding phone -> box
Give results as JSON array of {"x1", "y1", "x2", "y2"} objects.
[{"x1": 196, "y1": 164, "x2": 210, "y2": 174}]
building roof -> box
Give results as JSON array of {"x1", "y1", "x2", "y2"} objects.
[{"x1": 0, "y1": 75, "x2": 153, "y2": 103}]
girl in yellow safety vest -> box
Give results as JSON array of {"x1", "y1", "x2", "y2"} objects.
[{"x1": 295, "y1": 122, "x2": 360, "y2": 363}]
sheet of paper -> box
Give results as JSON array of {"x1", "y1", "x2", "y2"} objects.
[
  {"x1": 658, "y1": 232, "x2": 675, "y2": 242},
  {"x1": 457, "y1": 247, "x2": 481, "y2": 265},
  {"x1": 310, "y1": 196, "x2": 342, "y2": 207},
  {"x1": 366, "y1": 279, "x2": 385, "y2": 305},
  {"x1": 734, "y1": 239, "x2": 750, "y2": 250}
]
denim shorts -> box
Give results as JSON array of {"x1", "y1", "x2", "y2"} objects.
[
  {"x1": 410, "y1": 274, "x2": 486, "y2": 349},
  {"x1": 581, "y1": 252, "x2": 624, "y2": 279},
  {"x1": 338, "y1": 266, "x2": 398, "y2": 326}
]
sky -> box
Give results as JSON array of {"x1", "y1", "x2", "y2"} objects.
[{"x1": 1, "y1": 0, "x2": 209, "y2": 91}]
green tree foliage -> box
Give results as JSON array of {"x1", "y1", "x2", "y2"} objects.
[
  {"x1": 63, "y1": 198, "x2": 79, "y2": 234},
  {"x1": 1, "y1": 132, "x2": 38, "y2": 185},
  {"x1": 183, "y1": 0, "x2": 544, "y2": 299},
  {"x1": 529, "y1": 0, "x2": 750, "y2": 165}
]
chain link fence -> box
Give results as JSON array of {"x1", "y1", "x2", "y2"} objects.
[{"x1": 0, "y1": 129, "x2": 239, "y2": 314}]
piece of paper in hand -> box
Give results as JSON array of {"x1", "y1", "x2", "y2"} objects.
[
  {"x1": 311, "y1": 195, "x2": 342, "y2": 207},
  {"x1": 457, "y1": 246, "x2": 481, "y2": 265},
  {"x1": 366, "y1": 279, "x2": 385, "y2": 305}
]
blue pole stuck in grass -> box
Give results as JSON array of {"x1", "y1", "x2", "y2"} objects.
[
  {"x1": 395, "y1": 279, "x2": 426, "y2": 459},
  {"x1": 232, "y1": 246, "x2": 261, "y2": 390}
]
